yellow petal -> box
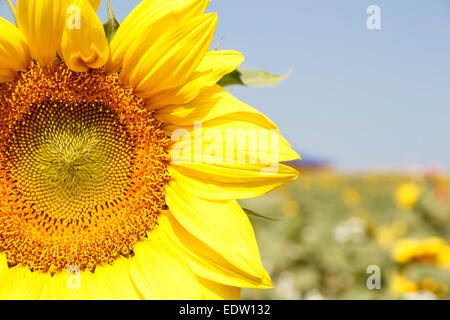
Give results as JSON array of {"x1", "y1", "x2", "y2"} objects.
[
  {"x1": 168, "y1": 123, "x2": 299, "y2": 165},
  {"x1": 107, "y1": 0, "x2": 209, "y2": 73},
  {"x1": 0, "y1": 266, "x2": 45, "y2": 300},
  {"x1": 128, "y1": 236, "x2": 203, "y2": 300},
  {"x1": 0, "y1": 70, "x2": 16, "y2": 83},
  {"x1": 159, "y1": 85, "x2": 300, "y2": 164},
  {"x1": 198, "y1": 276, "x2": 241, "y2": 300},
  {"x1": 0, "y1": 253, "x2": 7, "y2": 278},
  {"x1": 0, "y1": 251, "x2": 192, "y2": 299},
  {"x1": 49, "y1": 270, "x2": 96, "y2": 300},
  {"x1": 163, "y1": 92, "x2": 300, "y2": 167},
  {"x1": 38, "y1": 273, "x2": 59, "y2": 300},
  {"x1": 40, "y1": 259, "x2": 142, "y2": 300},
  {"x1": 149, "y1": 50, "x2": 244, "y2": 108},
  {"x1": 158, "y1": 206, "x2": 273, "y2": 289},
  {"x1": 0, "y1": 263, "x2": 86, "y2": 300},
  {"x1": 157, "y1": 85, "x2": 276, "y2": 128},
  {"x1": 88, "y1": 0, "x2": 100, "y2": 11},
  {"x1": 16, "y1": 0, "x2": 69, "y2": 65},
  {"x1": 121, "y1": 13, "x2": 217, "y2": 97},
  {"x1": 86, "y1": 257, "x2": 142, "y2": 300},
  {"x1": 166, "y1": 183, "x2": 271, "y2": 286},
  {"x1": 0, "y1": 226, "x2": 203, "y2": 299},
  {"x1": 169, "y1": 163, "x2": 298, "y2": 200},
  {"x1": 0, "y1": 18, "x2": 31, "y2": 83},
  {"x1": 61, "y1": 0, "x2": 110, "y2": 72},
  {"x1": 0, "y1": 254, "x2": 140, "y2": 300}
]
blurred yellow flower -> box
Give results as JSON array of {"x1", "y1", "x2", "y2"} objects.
[
  {"x1": 420, "y1": 278, "x2": 448, "y2": 297},
  {"x1": 394, "y1": 182, "x2": 421, "y2": 209},
  {"x1": 390, "y1": 274, "x2": 419, "y2": 295},
  {"x1": 341, "y1": 187, "x2": 361, "y2": 208},
  {"x1": 392, "y1": 238, "x2": 450, "y2": 267},
  {"x1": 390, "y1": 274, "x2": 447, "y2": 297},
  {"x1": 375, "y1": 220, "x2": 408, "y2": 249}
]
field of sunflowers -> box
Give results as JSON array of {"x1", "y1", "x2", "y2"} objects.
[{"x1": 240, "y1": 169, "x2": 450, "y2": 300}]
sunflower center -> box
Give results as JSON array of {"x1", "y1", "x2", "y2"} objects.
[
  {"x1": 0, "y1": 62, "x2": 170, "y2": 273},
  {"x1": 7, "y1": 100, "x2": 135, "y2": 220}
]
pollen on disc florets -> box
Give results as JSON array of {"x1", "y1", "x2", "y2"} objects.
[{"x1": 0, "y1": 62, "x2": 170, "y2": 274}]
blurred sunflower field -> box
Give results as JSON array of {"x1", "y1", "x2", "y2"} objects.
[{"x1": 240, "y1": 168, "x2": 450, "y2": 300}]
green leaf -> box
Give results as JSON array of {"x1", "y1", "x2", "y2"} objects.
[
  {"x1": 103, "y1": 0, "x2": 120, "y2": 44},
  {"x1": 243, "y1": 208, "x2": 281, "y2": 221},
  {"x1": 218, "y1": 68, "x2": 292, "y2": 88},
  {"x1": 217, "y1": 70, "x2": 244, "y2": 87}
]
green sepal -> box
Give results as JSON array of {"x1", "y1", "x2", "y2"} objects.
[{"x1": 103, "y1": 0, "x2": 120, "y2": 43}]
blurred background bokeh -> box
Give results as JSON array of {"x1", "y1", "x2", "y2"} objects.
[{"x1": 240, "y1": 167, "x2": 450, "y2": 299}]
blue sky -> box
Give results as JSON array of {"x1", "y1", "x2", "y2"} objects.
[{"x1": 1, "y1": 0, "x2": 449, "y2": 171}]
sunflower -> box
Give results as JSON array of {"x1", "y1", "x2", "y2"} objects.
[{"x1": 0, "y1": 0, "x2": 300, "y2": 299}]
